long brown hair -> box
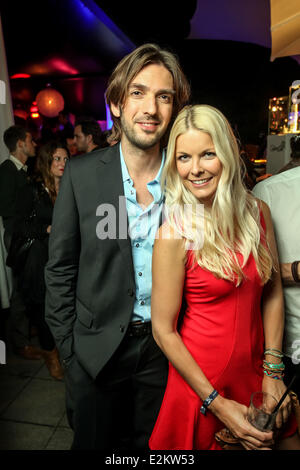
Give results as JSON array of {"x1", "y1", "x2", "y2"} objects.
[
  {"x1": 33, "y1": 140, "x2": 69, "y2": 204},
  {"x1": 105, "y1": 43, "x2": 190, "y2": 147}
]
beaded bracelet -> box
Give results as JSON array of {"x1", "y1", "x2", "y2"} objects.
[
  {"x1": 263, "y1": 360, "x2": 285, "y2": 370},
  {"x1": 264, "y1": 348, "x2": 284, "y2": 359},
  {"x1": 263, "y1": 370, "x2": 284, "y2": 380}
]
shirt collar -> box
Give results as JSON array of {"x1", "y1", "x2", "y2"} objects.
[
  {"x1": 119, "y1": 143, "x2": 165, "y2": 184},
  {"x1": 9, "y1": 155, "x2": 28, "y2": 172}
]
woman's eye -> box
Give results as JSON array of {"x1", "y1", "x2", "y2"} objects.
[
  {"x1": 203, "y1": 152, "x2": 216, "y2": 159},
  {"x1": 177, "y1": 154, "x2": 189, "y2": 161}
]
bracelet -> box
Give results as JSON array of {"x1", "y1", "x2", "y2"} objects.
[
  {"x1": 291, "y1": 261, "x2": 300, "y2": 283},
  {"x1": 200, "y1": 389, "x2": 219, "y2": 415},
  {"x1": 263, "y1": 360, "x2": 285, "y2": 370},
  {"x1": 263, "y1": 370, "x2": 284, "y2": 380},
  {"x1": 264, "y1": 349, "x2": 284, "y2": 358}
]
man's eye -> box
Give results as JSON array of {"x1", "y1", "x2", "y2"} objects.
[
  {"x1": 131, "y1": 90, "x2": 142, "y2": 97},
  {"x1": 159, "y1": 95, "x2": 171, "y2": 103}
]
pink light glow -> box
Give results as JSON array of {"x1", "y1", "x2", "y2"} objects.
[{"x1": 49, "y1": 58, "x2": 79, "y2": 75}]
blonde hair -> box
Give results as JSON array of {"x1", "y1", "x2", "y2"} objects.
[{"x1": 163, "y1": 105, "x2": 273, "y2": 285}]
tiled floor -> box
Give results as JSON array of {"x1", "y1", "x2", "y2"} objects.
[{"x1": 0, "y1": 339, "x2": 73, "y2": 450}]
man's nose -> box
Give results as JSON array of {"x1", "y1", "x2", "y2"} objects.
[{"x1": 143, "y1": 94, "x2": 157, "y2": 115}]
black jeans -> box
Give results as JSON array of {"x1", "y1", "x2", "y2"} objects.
[
  {"x1": 65, "y1": 332, "x2": 168, "y2": 451},
  {"x1": 28, "y1": 302, "x2": 55, "y2": 351}
]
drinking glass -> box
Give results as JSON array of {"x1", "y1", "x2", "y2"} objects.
[{"x1": 247, "y1": 391, "x2": 278, "y2": 431}]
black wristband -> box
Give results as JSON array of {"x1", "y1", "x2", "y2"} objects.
[
  {"x1": 200, "y1": 389, "x2": 219, "y2": 415},
  {"x1": 291, "y1": 261, "x2": 300, "y2": 283}
]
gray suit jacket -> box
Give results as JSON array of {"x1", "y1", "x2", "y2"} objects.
[{"x1": 45, "y1": 145, "x2": 136, "y2": 379}]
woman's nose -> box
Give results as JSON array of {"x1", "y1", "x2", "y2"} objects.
[{"x1": 191, "y1": 158, "x2": 203, "y2": 175}]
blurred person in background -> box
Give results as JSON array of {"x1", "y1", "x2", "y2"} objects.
[
  {"x1": 74, "y1": 117, "x2": 105, "y2": 154},
  {"x1": 12, "y1": 140, "x2": 69, "y2": 379},
  {"x1": 0, "y1": 125, "x2": 41, "y2": 359}
]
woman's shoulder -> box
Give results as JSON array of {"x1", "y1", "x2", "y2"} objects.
[
  {"x1": 154, "y1": 222, "x2": 187, "y2": 265},
  {"x1": 156, "y1": 221, "x2": 184, "y2": 243}
]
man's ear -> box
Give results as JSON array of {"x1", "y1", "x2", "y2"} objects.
[
  {"x1": 17, "y1": 139, "x2": 24, "y2": 150},
  {"x1": 110, "y1": 102, "x2": 121, "y2": 118}
]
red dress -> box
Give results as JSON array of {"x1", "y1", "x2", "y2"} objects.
[{"x1": 149, "y1": 216, "x2": 297, "y2": 450}]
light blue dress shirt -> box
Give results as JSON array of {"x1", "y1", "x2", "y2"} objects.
[{"x1": 119, "y1": 144, "x2": 165, "y2": 323}]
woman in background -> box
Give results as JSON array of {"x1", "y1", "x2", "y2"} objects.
[{"x1": 13, "y1": 140, "x2": 69, "y2": 380}]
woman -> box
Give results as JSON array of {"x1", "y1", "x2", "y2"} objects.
[
  {"x1": 13, "y1": 140, "x2": 69, "y2": 380},
  {"x1": 149, "y1": 105, "x2": 300, "y2": 450}
]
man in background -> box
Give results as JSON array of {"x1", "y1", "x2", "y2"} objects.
[
  {"x1": 0, "y1": 125, "x2": 41, "y2": 359},
  {"x1": 74, "y1": 117, "x2": 105, "y2": 154},
  {"x1": 253, "y1": 135, "x2": 300, "y2": 398}
]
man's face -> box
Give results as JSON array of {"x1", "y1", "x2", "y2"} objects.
[
  {"x1": 111, "y1": 63, "x2": 174, "y2": 151},
  {"x1": 74, "y1": 125, "x2": 89, "y2": 152},
  {"x1": 21, "y1": 132, "x2": 36, "y2": 158}
]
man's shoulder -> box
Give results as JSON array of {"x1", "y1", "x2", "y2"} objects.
[
  {"x1": 0, "y1": 158, "x2": 16, "y2": 172},
  {"x1": 0, "y1": 159, "x2": 18, "y2": 181},
  {"x1": 69, "y1": 145, "x2": 119, "y2": 171}
]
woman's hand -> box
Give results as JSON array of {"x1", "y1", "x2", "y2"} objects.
[
  {"x1": 262, "y1": 375, "x2": 292, "y2": 429},
  {"x1": 47, "y1": 225, "x2": 51, "y2": 233},
  {"x1": 210, "y1": 395, "x2": 274, "y2": 450}
]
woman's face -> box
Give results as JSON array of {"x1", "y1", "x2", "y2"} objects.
[
  {"x1": 175, "y1": 128, "x2": 222, "y2": 207},
  {"x1": 50, "y1": 148, "x2": 68, "y2": 178}
]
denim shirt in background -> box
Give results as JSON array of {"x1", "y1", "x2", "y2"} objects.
[{"x1": 119, "y1": 144, "x2": 165, "y2": 323}]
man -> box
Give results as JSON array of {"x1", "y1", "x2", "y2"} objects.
[
  {"x1": 0, "y1": 125, "x2": 41, "y2": 359},
  {"x1": 74, "y1": 117, "x2": 105, "y2": 153},
  {"x1": 45, "y1": 43, "x2": 190, "y2": 450},
  {"x1": 252, "y1": 135, "x2": 300, "y2": 398}
]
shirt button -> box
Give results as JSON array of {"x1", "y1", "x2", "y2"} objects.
[
  {"x1": 136, "y1": 243, "x2": 140, "y2": 248},
  {"x1": 138, "y1": 272, "x2": 142, "y2": 276},
  {"x1": 140, "y1": 300, "x2": 145, "y2": 306}
]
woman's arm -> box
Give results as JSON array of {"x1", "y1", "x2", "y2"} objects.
[
  {"x1": 151, "y1": 224, "x2": 274, "y2": 450},
  {"x1": 259, "y1": 201, "x2": 292, "y2": 427}
]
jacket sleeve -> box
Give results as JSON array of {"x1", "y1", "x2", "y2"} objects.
[
  {"x1": 0, "y1": 161, "x2": 17, "y2": 218},
  {"x1": 45, "y1": 162, "x2": 80, "y2": 361}
]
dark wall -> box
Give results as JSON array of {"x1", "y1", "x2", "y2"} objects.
[{"x1": 169, "y1": 39, "x2": 300, "y2": 145}]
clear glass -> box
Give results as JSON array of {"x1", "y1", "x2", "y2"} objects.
[{"x1": 247, "y1": 391, "x2": 278, "y2": 431}]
